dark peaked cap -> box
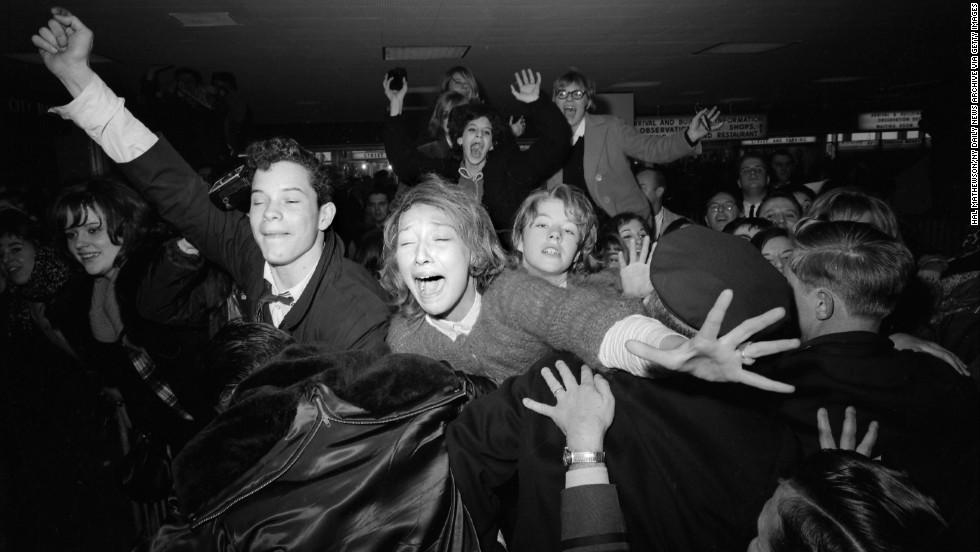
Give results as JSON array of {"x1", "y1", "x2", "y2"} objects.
[{"x1": 650, "y1": 225, "x2": 793, "y2": 337}]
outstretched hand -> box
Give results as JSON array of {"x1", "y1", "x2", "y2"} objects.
[
  {"x1": 617, "y1": 235, "x2": 654, "y2": 298},
  {"x1": 31, "y1": 7, "x2": 96, "y2": 97},
  {"x1": 523, "y1": 362, "x2": 614, "y2": 451},
  {"x1": 686, "y1": 107, "x2": 722, "y2": 142},
  {"x1": 625, "y1": 289, "x2": 800, "y2": 392},
  {"x1": 889, "y1": 332, "x2": 970, "y2": 376},
  {"x1": 817, "y1": 406, "x2": 878, "y2": 458},
  {"x1": 510, "y1": 69, "x2": 542, "y2": 104}
]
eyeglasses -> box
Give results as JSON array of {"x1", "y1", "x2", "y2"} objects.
[
  {"x1": 554, "y1": 89, "x2": 587, "y2": 100},
  {"x1": 708, "y1": 202, "x2": 738, "y2": 213}
]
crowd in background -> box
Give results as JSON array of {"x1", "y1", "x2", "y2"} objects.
[{"x1": 1, "y1": 7, "x2": 978, "y2": 552}]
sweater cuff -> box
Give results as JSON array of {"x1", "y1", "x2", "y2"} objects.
[{"x1": 598, "y1": 315, "x2": 685, "y2": 376}]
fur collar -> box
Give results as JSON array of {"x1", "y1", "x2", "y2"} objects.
[{"x1": 173, "y1": 345, "x2": 461, "y2": 515}]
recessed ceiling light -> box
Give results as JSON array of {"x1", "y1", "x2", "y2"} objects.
[
  {"x1": 384, "y1": 46, "x2": 470, "y2": 61},
  {"x1": 813, "y1": 76, "x2": 867, "y2": 83},
  {"x1": 5, "y1": 53, "x2": 116, "y2": 64},
  {"x1": 170, "y1": 12, "x2": 239, "y2": 27},
  {"x1": 608, "y1": 81, "x2": 661, "y2": 89},
  {"x1": 695, "y1": 42, "x2": 795, "y2": 55}
]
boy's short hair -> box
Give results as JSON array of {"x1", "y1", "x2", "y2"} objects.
[
  {"x1": 552, "y1": 70, "x2": 597, "y2": 110},
  {"x1": 773, "y1": 450, "x2": 946, "y2": 552},
  {"x1": 244, "y1": 137, "x2": 333, "y2": 207},
  {"x1": 511, "y1": 184, "x2": 598, "y2": 274},
  {"x1": 786, "y1": 221, "x2": 913, "y2": 319},
  {"x1": 380, "y1": 175, "x2": 507, "y2": 320},
  {"x1": 807, "y1": 187, "x2": 901, "y2": 239}
]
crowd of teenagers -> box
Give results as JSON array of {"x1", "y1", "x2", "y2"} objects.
[{"x1": 1, "y1": 7, "x2": 978, "y2": 552}]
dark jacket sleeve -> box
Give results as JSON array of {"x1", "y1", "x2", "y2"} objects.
[
  {"x1": 117, "y1": 138, "x2": 260, "y2": 288},
  {"x1": 561, "y1": 485, "x2": 630, "y2": 551},
  {"x1": 384, "y1": 114, "x2": 452, "y2": 185},
  {"x1": 447, "y1": 375, "x2": 528, "y2": 552},
  {"x1": 505, "y1": 97, "x2": 572, "y2": 185},
  {"x1": 135, "y1": 238, "x2": 233, "y2": 328}
]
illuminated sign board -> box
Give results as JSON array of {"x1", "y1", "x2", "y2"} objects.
[
  {"x1": 635, "y1": 114, "x2": 767, "y2": 141},
  {"x1": 312, "y1": 151, "x2": 332, "y2": 163},
  {"x1": 742, "y1": 136, "x2": 817, "y2": 145},
  {"x1": 857, "y1": 111, "x2": 921, "y2": 130},
  {"x1": 350, "y1": 150, "x2": 387, "y2": 160}
]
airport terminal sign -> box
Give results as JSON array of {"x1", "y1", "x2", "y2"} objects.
[
  {"x1": 634, "y1": 114, "x2": 767, "y2": 141},
  {"x1": 857, "y1": 111, "x2": 921, "y2": 130}
]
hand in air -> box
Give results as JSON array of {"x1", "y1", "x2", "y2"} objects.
[
  {"x1": 32, "y1": 7, "x2": 96, "y2": 95},
  {"x1": 511, "y1": 69, "x2": 542, "y2": 104},
  {"x1": 687, "y1": 107, "x2": 723, "y2": 142},
  {"x1": 626, "y1": 289, "x2": 800, "y2": 392}
]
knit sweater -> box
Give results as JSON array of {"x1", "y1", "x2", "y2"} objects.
[{"x1": 387, "y1": 269, "x2": 646, "y2": 382}]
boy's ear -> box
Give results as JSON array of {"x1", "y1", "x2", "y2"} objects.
[{"x1": 815, "y1": 289, "x2": 835, "y2": 321}]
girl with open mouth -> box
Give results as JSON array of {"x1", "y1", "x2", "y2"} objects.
[{"x1": 381, "y1": 176, "x2": 797, "y2": 392}]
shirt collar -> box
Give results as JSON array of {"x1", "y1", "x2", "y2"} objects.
[
  {"x1": 425, "y1": 291, "x2": 482, "y2": 341},
  {"x1": 571, "y1": 118, "x2": 586, "y2": 145},
  {"x1": 263, "y1": 262, "x2": 317, "y2": 303}
]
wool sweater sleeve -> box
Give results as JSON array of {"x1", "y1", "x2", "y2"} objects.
[{"x1": 483, "y1": 270, "x2": 646, "y2": 369}]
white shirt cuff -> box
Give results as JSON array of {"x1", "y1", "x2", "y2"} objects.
[
  {"x1": 565, "y1": 466, "x2": 609, "y2": 488},
  {"x1": 49, "y1": 75, "x2": 158, "y2": 164},
  {"x1": 598, "y1": 314, "x2": 685, "y2": 376}
]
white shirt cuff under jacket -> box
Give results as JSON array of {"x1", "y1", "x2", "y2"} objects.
[{"x1": 49, "y1": 75, "x2": 158, "y2": 164}]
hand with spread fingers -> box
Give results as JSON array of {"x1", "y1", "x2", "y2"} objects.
[
  {"x1": 625, "y1": 289, "x2": 800, "y2": 392},
  {"x1": 817, "y1": 406, "x2": 879, "y2": 458},
  {"x1": 523, "y1": 361, "x2": 614, "y2": 451},
  {"x1": 686, "y1": 106, "x2": 723, "y2": 142},
  {"x1": 510, "y1": 68, "x2": 542, "y2": 104},
  {"x1": 617, "y1": 235, "x2": 654, "y2": 298},
  {"x1": 31, "y1": 7, "x2": 96, "y2": 97}
]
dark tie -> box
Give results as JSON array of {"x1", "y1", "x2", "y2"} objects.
[
  {"x1": 255, "y1": 281, "x2": 293, "y2": 322},
  {"x1": 749, "y1": 204, "x2": 756, "y2": 218}
]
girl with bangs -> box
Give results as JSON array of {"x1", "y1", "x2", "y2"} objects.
[{"x1": 47, "y1": 178, "x2": 234, "y2": 449}]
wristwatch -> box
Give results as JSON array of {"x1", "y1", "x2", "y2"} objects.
[{"x1": 563, "y1": 447, "x2": 606, "y2": 468}]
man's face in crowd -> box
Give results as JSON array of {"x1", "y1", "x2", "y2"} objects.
[
  {"x1": 759, "y1": 198, "x2": 801, "y2": 229},
  {"x1": 554, "y1": 82, "x2": 588, "y2": 129},
  {"x1": 738, "y1": 158, "x2": 769, "y2": 196},
  {"x1": 457, "y1": 116, "x2": 494, "y2": 168},
  {"x1": 705, "y1": 192, "x2": 738, "y2": 231},
  {"x1": 637, "y1": 170, "x2": 665, "y2": 210},
  {"x1": 771, "y1": 154, "x2": 794, "y2": 185},
  {"x1": 367, "y1": 193, "x2": 390, "y2": 225},
  {"x1": 249, "y1": 161, "x2": 333, "y2": 269}
]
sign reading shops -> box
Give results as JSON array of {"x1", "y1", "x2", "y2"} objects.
[{"x1": 634, "y1": 114, "x2": 767, "y2": 141}]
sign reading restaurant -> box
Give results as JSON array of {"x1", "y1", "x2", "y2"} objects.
[{"x1": 634, "y1": 114, "x2": 767, "y2": 141}]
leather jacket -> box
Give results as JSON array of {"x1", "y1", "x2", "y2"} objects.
[{"x1": 149, "y1": 348, "x2": 484, "y2": 552}]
